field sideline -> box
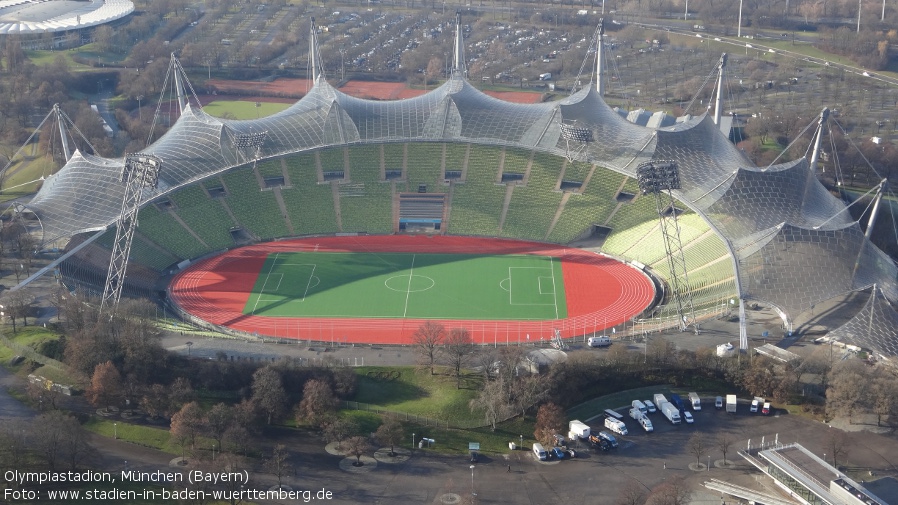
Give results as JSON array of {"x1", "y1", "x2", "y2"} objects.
[
  {"x1": 244, "y1": 251, "x2": 567, "y2": 320},
  {"x1": 169, "y1": 236, "x2": 655, "y2": 345}
]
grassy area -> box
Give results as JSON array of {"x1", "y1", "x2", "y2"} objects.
[
  {"x1": 202, "y1": 100, "x2": 292, "y2": 119},
  {"x1": 84, "y1": 417, "x2": 181, "y2": 454},
  {"x1": 351, "y1": 366, "x2": 481, "y2": 422},
  {"x1": 25, "y1": 50, "x2": 94, "y2": 71},
  {"x1": 566, "y1": 385, "x2": 670, "y2": 421},
  {"x1": 1, "y1": 155, "x2": 58, "y2": 202}
]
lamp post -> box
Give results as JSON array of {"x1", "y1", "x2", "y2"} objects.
[
  {"x1": 186, "y1": 342, "x2": 193, "y2": 355},
  {"x1": 520, "y1": 435, "x2": 523, "y2": 449},
  {"x1": 708, "y1": 455, "x2": 711, "y2": 471},
  {"x1": 412, "y1": 433, "x2": 415, "y2": 449},
  {"x1": 114, "y1": 422, "x2": 117, "y2": 439},
  {"x1": 212, "y1": 444, "x2": 216, "y2": 461},
  {"x1": 470, "y1": 464, "x2": 476, "y2": 496},
  {"x1": 136, "y1": 95, "x2": 143, "y2": 122}
]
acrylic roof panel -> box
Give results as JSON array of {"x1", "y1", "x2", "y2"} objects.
[
  {"x1": 20, "y1": 59, "x2": 898, "y2": 322},
  {"x1": 827, "y1": 288, "x2": 898, "y2": 360}
]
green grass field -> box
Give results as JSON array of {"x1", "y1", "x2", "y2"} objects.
[
  {"x1": 202, "y1": 100, "x2": 291, "y2": 119},
  {"x1": 244, "y1": 252, "x2": 567, "y2": 320}
]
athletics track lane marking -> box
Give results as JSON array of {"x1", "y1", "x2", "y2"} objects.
[
  {"x1": 403, "y1": 254, "x2": 416, "y2": 318},
  {"x1": 251, "y1": 252, "x2": 281, "y2": 315}
]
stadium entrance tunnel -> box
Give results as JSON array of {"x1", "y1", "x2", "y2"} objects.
[{"x1": 168, "y1": 235, "x2": 656, "y2": 345}]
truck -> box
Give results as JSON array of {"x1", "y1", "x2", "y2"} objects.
[
  {"x1": 630, "y1": 408, "x2": 654, "y2": 432},
  {"x1": 751, "y1": 397, "x2": 764, "y2": 413},
  {"x1": 539, "y1": 72, "x2": 552, "y2": 81},
  {"x1": 688, "y1": 392, "x2": 701, "y2": 411},
  {"x1": 670, "y1": 394, "x2": 685, "y2": 412},
  {"x1": 588, "y1": 335, "x2": 611, "y2": 347},
  {"x1": 632, "y1": 400, "x2": 647, "y2": 414},
  {"x1": 660, "y1": 401, "x2": 681, "y2": 424},
  {"x1": 604, "y1": 417, "x2": 628, "y2": 435},
  {"x1": 726, "y1": 394, "x2": 737, "y2": 413},
  {"x1": 653, "y1": 393, "x2": 668, "y2": 408},
  {"x1": 568, "y1": 420, "x2": 590, "y2": 440}
]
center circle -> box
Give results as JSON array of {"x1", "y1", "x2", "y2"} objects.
[{"x1": 384, "y1": 274, "x2": 435, "y2": 292}]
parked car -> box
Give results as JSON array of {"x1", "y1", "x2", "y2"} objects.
[
  {"x1": 715, "y1": 396, "x2": 723, "y2": 410},
  {"x1": 551, "y1": 446, "x2": 566, "y2": 459},
  {"x1": 683, "y1": 411, "x2": 694, "y2": 424},
  {"x1": 762, "y1": 402, "x2": 771, "y2": 415},
  {"x1": 566, "y1": 448, "x2": 577, "y2": 458},
  {"x1": 644, "y1": 400, "x2": 657, "y2": 413}
]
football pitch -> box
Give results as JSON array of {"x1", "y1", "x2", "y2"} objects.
[{"x1": 243, "y1": 251, "x2": 568, "y2": 320}]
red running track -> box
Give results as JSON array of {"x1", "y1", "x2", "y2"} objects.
[{"x1": 168, "y1": 236, "x2": 655, "y2": 345}]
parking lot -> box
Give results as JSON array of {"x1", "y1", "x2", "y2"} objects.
[{"x1": 301, "y1": 402, "x2": 898, "y2": 504}]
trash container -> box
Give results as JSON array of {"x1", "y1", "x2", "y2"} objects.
[
  {"x1": 509, "y1": 442, "x2": 516, "y2": 450},
  {"x1": 418, "y1": 440, "x2": 423, "y2": 449}
]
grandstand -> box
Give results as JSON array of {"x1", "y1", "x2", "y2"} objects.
[
  {"x1": 0, "y1": 0, "x2": 134, "y2": 41},
  {"x1": 18, "y1": 18, "x2": 898, "y2": 359}
]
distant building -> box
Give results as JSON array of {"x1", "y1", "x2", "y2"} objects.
[{"x1": 0, "y1": 0, "x2": 134, "y2": 48}]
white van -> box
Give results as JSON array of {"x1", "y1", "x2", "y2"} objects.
[
  {"x1": 533, "y1": 443, "x2": 548, "y2": 461},
  {"x1": 588, "y1": 335, "x2": 612, "y2": 347},
  {"x1": 631, "y1": 400, "x2": 647, "y2": 414}
]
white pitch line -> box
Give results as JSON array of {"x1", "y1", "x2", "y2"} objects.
[
  {"x1": 301, "y1": 264, "x2": 317, "y2": 302},
  {"x1": 403, "y1": 254, "x2": 417, "y2": 318},
  {"x1": 550, "y1": 257, "x2": 559, "y2": 319},
  {"x1": 251, "y1": 252, "x2": 281, "y2": 314}
]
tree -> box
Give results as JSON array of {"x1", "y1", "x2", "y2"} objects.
[
  {"x1": 170, "y1": 401, "x2": 205, "y2": 456},
  {"x1": 473, "y1": 347, "x2": 498, "y2": 380},
  {"x1": 826, "y1": 362, "x2": 870, "y2": 423},
  {"x1": 344, "y1": 435, "x2": 370, "y2": 466},
  {"x1": 645, "y1": 476, "x2": 691, "y2": 505},
  {"x1": 3, "y1": 289, "x2": 34, "y2": 333},
  {"x1": 615, "y1": 477, "x2": 647, "y2": 505},
  {"x1": 717, "y1": 432, "x2": 734, "y2": 465},
  {"x1": 296, "y1": 379, "x2": 338, "y2": 427},
  {"x1": 86, "y1": 361, "x2": 123, "y2": 411},
  {"x1": 469, "y1": 377, "x2": 512, "y2": 431},
  {"x1": 413, "y1": 321, "x2": 445, "y2": 375},
  {"x1": 322, "y1": 417, "x2": 359, "y2": 452},
  {"x1": 169, "y1": 377, "x2": 195, "y2": 411},
  {"x1": 251, "y1": 365, "x2": 287, "y2": 425},
  {"x1": 262, "y1": 444, "x2": 292, "y2": 488},
  {"x1": 871, "y1": 375, "x2": 898, "y2": 427},
  {"x1": 511, "y1": 374, "x2": 549, "y2": 418},
  {"x1": 533, "y1": 402, "x2": 565, "y2": 446},
  {"x1": 687, "y1": 432, "x2": 706, "y2": 468},
  {"x1": 205, "y1": 403, "x2": 233, "y2": 449},
  {"x1": 823, "y1": 429, "x2": 851, "y2": 469},
  {"x1": 141, "y1": 384, "x2": 171, "y2": 420},
  {"x1": 442, "y1": 327, "x2": 474, "y2": 389},
  {"x1": 374, "y1": 417, "x2": 404, "y2": 457}
]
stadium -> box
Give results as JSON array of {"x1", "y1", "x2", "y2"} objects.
[
  {"x1": 16, "y1": 19, "x2": 898, "y2": 358},
  {"x1": 0, "y1": 0, "x2": 133, "y2": 37}
]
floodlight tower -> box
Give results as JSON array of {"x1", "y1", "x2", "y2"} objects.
[
  {"x1": 100, "y1": 153, "x2": 163, "y2": 315},
  {"x1": 636, "y1": 161, "x2": 697, "y2": 333}
]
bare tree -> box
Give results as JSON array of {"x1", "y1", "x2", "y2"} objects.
[
  {"x1": 826, "y1": 362, "x2": 870, "y2": 423},
  {"x1": 533, "y1": 402, "x2": 565, "y2": 446},
  {"x1": 296, "y1": 379, "x2": 338, "y2": 427},
  {"x1": 511, "y1": 374, "x2": 549, "y2": 418},
  {"x1": 413, "y1": 321, "x2": 445, "y2": 375},
  {"x1": 262, "y1": 444, "x2": 292, "y2": 488},
  {"x1": 374, "y1": 417, "x2": 404, "y2": 457},
  {"x1": 442, "y1": 327, "x2": 474, "y2": 389},
  {"x1": 469, "y1": 377, "x2": 512, "y2": 431},
  {"x1": 251, "y1": 365, "x2": 287, "y2": 425},
  {"x1": 871, "y1": 375, "x2": 898, "y2": 427},
  {"x1": 615, "y1": 477, "x2": 648, "y2": 505},
  {"x1": 205, "y1": 402, "x2": 233, "y2": 450},
  {"x1": 86, "y1": 361, "x2": 123, "y2": 411},
  {"x1": 473, "y1": 347, "x2": 498, "y2": 380},
  {"x1": 823, "y1": 429, "x2": 851, "y2": 469},
  {"x1": 645, "y1": 476, "x2": 691, "y2": 505},
  {"x1": 717, "y1": 432, "x2": 734, "y2": 465},
  {"x1": 170, "y1": 401, "x2": 205, "y2": 455},
  {"x1": 344, "y1": 435, "x2": 370, "y2": 467},
  {"x1": 322, "y1": 417, "x2": 358, "y2": 452},
  {"x1": 3, "y1": 289, "x2": 34, "y2": 333},
  {"x1": 688, "y1": 432, "x2": 706, "y2": 469},
  {"x1": 141, "y1": 384, "x2": 171, "y2": 420}
]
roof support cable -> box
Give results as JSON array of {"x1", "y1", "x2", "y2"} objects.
[
  {"x1": 812, "y1": 183, "x2": 880, "y2": 230},
  {"x1": 763, "y1": 117, "x2": 816, "y2": 171},
  {"x1": 682, "y1": 60, "x2": 720, "y2": 116}
]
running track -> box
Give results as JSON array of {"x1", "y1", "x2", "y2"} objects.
[{"x1": 168, "y1": 236, "x2": 655, "y2": 345}]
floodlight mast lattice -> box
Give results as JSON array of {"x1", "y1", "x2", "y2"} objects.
[
  {"x1": 636, "y1": 160, "x2": 697, "y2": 333},
  {"x1": 100, "y1": 154, "x2": 163, "y2": 315},
  {"x1": 560, "y1": 122, "x2": 593, "y2": 162}
]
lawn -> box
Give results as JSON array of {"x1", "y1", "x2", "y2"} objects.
[
  {"x1": 1, "y1": 155, "x2": 58, "y2": 202},
  {"x1": 245, "y1": 252, "x2": 567, "y2": 320},
  {"x1": 202, "y1": 100, "x2": 292, "y2": 119},
  {"x1": 350, "y1": 366, "x2": 482, "y2": 423},
  {"x1": 25, "y1": 50, "x2": 94, "y2": 71}
]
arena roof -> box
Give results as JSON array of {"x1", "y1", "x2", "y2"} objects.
[
  {"x1": 0, "y1": 0, "x2": 133, "y2": 35},
  {"x1": 18, "y1": 21, "x2": 898, "y2": 344}
]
